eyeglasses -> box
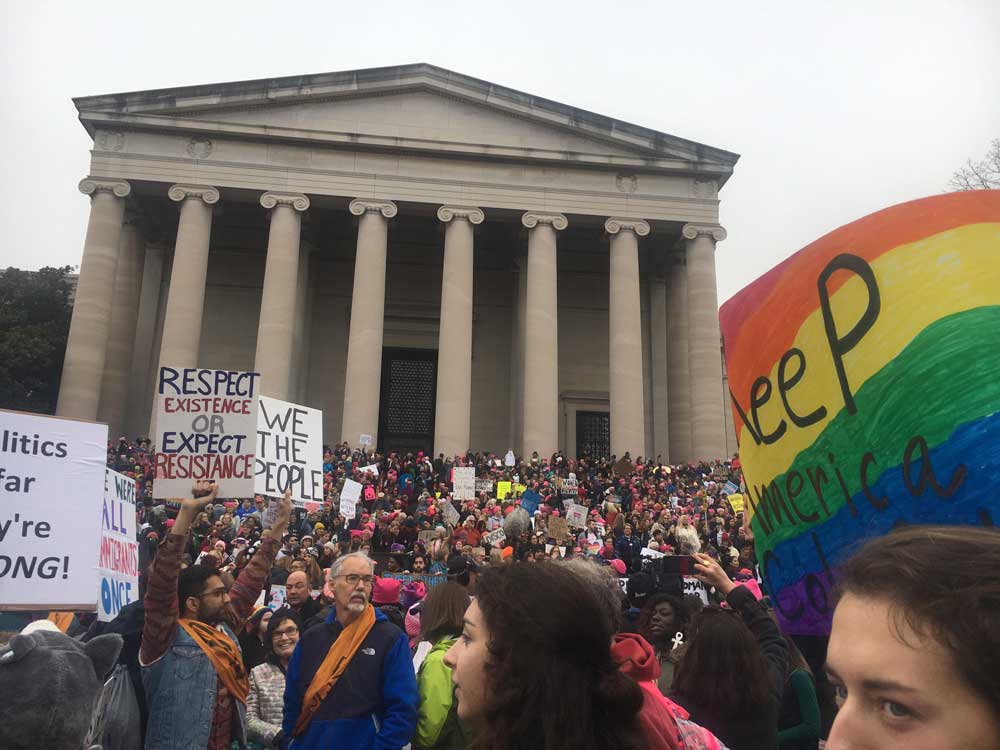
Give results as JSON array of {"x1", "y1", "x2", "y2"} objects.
[
  {"x1": 197, "y1": 587, "x2": 227, "y2": 599},
  {"x1": 333, "y1": 574, "x2": 374, "y2": 586},
  {"x1": 272, "y1": 626, "x2": 299, "y2": 641}
]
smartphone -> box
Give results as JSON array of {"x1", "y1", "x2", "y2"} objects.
[{"x1": 660, "y1": 555, "x2": 698, "y2": 577}]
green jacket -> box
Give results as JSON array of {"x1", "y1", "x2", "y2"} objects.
[{"x1": 414, "y1": 636, "x2": 467, "y2": 750}]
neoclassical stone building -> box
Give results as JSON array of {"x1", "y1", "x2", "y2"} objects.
[{"x1": 57, "y1": 64, "x2": 739, "y2": 461}]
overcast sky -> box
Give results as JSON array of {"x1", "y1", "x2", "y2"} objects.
[{"x1": 2, "y1": 0, "x2": 997, "y2": 302}]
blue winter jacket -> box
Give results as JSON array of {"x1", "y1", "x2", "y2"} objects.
[{"x1": 282, "y1": 606, "x2": 418, "y2": 750}]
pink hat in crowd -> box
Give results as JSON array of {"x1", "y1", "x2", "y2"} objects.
[
  {"x1": 609, "y1": 559, "x2": 627, "y2": 576},
  {"x1": 372, "y1": 577, "x2": 403, "y2": 606}
]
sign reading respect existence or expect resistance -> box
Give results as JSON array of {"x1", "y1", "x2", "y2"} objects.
[
  {"x1": 155, "y1": 367, "x2": 260, "y2": 499},
  {"x1": 719, "y1": 191, "x2": 1000, "y2": 636},
  {"x1": 1, "y1": 410, "x2": 108, "y2": 609},
  {"x1": 98, "y1": 469, "x2": 138, "y2": 622},
  {"x1": 255, "y1": 396, "x2": 323, "y2": 506}
]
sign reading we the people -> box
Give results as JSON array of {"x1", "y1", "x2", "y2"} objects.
[
  {"x1": 719, "y1": 191, "x2": 1000, "y2": 636},
  {"x1": 254, "y1": 396, "x2": 323, "y2": 506},
  {"x1": 154, "y1": 367, "x2": 260, "y2": 499},
  {"x1": 98, "y1": 469, "x2": 138, "y2": 622},
  {"x1": 0, "y1": 410, "x2": 107, "y2": 609}
]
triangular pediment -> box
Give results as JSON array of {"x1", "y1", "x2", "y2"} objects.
[{"x1": 75, "y1": 64, "x2": 738, "y2": 177}]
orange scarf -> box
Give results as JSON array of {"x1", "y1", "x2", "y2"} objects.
[
  {"x1": 178, "y1": 618, "x2": 249, "y2": 705},
  {"x1": 293, "y1": 604, "x2": 377, "y2": 736}
]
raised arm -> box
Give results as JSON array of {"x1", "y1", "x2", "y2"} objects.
[{"x1": 140, "y1": 481, "x2": 218, "y2": 665}]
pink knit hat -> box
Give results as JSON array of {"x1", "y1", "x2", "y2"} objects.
[{"x1": 372, "y1": 577, "x2": 403, "y2": 606}]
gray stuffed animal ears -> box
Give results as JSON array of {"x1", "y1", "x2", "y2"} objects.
[{"x1": 84, "y1": 633, "x2": 123, "y2": 680}]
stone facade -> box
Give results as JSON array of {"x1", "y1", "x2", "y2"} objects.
[{"x1": 58, "y1": 64, "x2": 739, "y2": 461}]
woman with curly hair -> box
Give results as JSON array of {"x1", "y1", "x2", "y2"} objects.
[
  {"x1": 636, "y1": 593, "x2": 689, "y2": 693},
  {"x1": 443, "y1": 561, "x2": 645, "y2": 750}
]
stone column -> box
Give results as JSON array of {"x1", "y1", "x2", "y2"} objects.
[
  {"x1": 156, "y1": 185, "x2": 219, "y2": 373},
  {"x1": 56, "y1": 178, "x2": 131, "y2": 420},
  {"x1": 606, "y1": 218, "x2": 650, "y2": 458},
  {"x1": 125, "y1": 243, "x2": 164, "y2": 437},
  {"x1": 433, "y1": 206, "x2": 484, "y2": 458},
  {"x1": 649, "y1": 273, "x2": 670, "y2": 460},
  {"x1": 521, "y1": 212, "x2": 567, "y2": 459},
  {"x1": 683, "y1": 223, "x2": 728, "y2": 460},
  {"x1": 98, "y1": 216, "x2": 144, "y2": 436},
  {"x1": 666, "y1": 257, "x2": 691, "y2": 462},
  {"x1": 254, "y1": 192, "x2": 310, "y2": 400},
  {"x1": 340, "y1": 199, "x2": 397, "y2": 446}
]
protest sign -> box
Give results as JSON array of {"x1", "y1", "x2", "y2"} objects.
[
  {"x1": 0, "y1": 410, "x2": 107, "y2": 609},
  {"x1": 496, "y1": 481, "x2": 512, "y2": 500},
  {"x1": 97, "y1": 469, "x2": 139, "y2": 622},
  {"x1": 520, "y1": 490, "x2": 541, "y2": 516},
  {"x1": 565, "y1": 503, "x2": 588, "y2": 528},
  {"x1": 453, "y1": 467, "x2": 475, "y2": 500},
  {"x1": 254, "y1": 396, "x2": 323, "y2": 506},
  {"x1": 442, "y1": 500, "x2": 460, "y2": 527},
  {"x1": 683, "y1": 577, "x2": 710, "y2": 605},
  {"x1": 382, "y1": 572, "x2": 448, "y2": 589},
  {"x1": 561, "y1": 478, "x2": 578, "y2": 496},
  {"x1": 268, "y1": 584, "x2": 287, "y2": 609},
  {"x1": 154, "y1": 367, "x2": 260, "y2": 498},
  {"x1": 339, "y1": 496, "x2": 357, "y2": 520},
  {"x1": 547, "y1": 515, "x2": 570, "y2": 541},
  {"x1": 727, "y1": 493, "x2": 745, "y2": 513},
  {"x1": 475, "y1": 478, "x2": 494, "y2": 494},
  {"x1": 359, "y1": 434, "x2": 373, "y2": 446},
  {"x1": 361, "y1": 464, "x2": 379, "y2": 476},
  {"x1": 483, "y1": 528, "x2": 507, "y2": 547},
  {"x1": 514, "y1": 483, "x2": 526, "y2": 495},
  {"x1": 504, "y1": 450, "x2": 515, "y2": 466},
  {"x1": 418, "y1": 530, "x2": 439, "y2": 546},
  {"x1": 719, "y1": 191, "x2": 1000, "y2": 635},
  {"x1": 640, "y1": 546, "x2": 666, "y2": 560},
  {"x1": 722, "y1": 480, "x2": 739, "y2": 495}
]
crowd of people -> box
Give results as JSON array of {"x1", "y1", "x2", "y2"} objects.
[{"x1": 1, "y1": 437, "x2": 999, "y2": 750}]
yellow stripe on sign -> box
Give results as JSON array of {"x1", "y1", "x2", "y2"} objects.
[{"x1": 735, "y1": 222, "x2": 1000, "y2": 507}]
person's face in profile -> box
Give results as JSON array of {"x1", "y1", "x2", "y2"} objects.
[{"x1": 826, "y1": 593, "x2": 1000, "y2": 750}]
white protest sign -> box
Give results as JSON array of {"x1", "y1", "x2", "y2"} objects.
[
  {"x1": 475, "y1": 478, "x2": 494, "y2": 494},
  {"x1": 268, "y1": 584, "x2": 287, "y2": 609},
  {"x1": 359, "y1": 434, "x2": 373, "y2": 446},
  {"x1": 254, "y1": 396, "x2": 323, "y2": 506},
  {"x1": 641, "y1": 546, "x2": 666, "y2": 560},
  {"x1": 154, "y1": 367, "x2": 260, "y2": 498},
  {"x1": 97, "y1": 469, "x2": 139, "y2": 622},
  {"x1": 504, "y1": 450, "x2": 515, "y2": 467},
  {"x1": 361, "y1": 464, "x2": 379, "y2": 476},
  {"x1": 683, "y1": 576, "x2": 710, "y2": 605},
  {"x1": 340, "y1": 496, "x2": 358, "y2": 520},
  {"x1": 0, "y1": 410, "x2": 107, "y2": 608},
  {"x1": 442, "y1": 500, "x2": 460, "y2": 527},
  {"x1": 483, "y1": 528, "x2": 507, "y2": 547},
  {"x1": 566, "y1": 503, "x2": 588, "y2": 528},
  {"x1": 561, "y1": 478, "x2": 578, "y2": 496},
  {"x1": 340, "y1": 478, "x2": 362, "y2": 519},
  {"x1": 453, "y1": 467, "x2": 475, "y2": 500}
]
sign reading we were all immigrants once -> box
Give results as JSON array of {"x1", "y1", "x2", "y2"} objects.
[
  {"x1": 155, "y1": 367, "x2": 260, "y2": 499},
  {"x1": 720, "y1": 191, "x2": 1000, "y2": 636}
]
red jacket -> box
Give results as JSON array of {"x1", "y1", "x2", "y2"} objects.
[{"x1": 612, "y1": 633, "x2": 681, "y2": 750}]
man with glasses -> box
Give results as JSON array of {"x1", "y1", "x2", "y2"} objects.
[
  {"x1": 141, "y1": 482, "x2": 292, "y2": 750},
  {"x1": 283, "y1": 552, "x2": 418, "y2": 749}
]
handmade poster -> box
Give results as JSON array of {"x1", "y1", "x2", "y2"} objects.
[
  {"x1": 683, "y1": 577, "x2": 710, "y2": 605},
  {"x1": 719, "y1": 191, "x2": 1000, "y2": 635},
  {"x1": 727, "y1": 493, "x2": 745, "y2": 513},
  {"x1": 520, "y1": 490, "x2": 541, "y2": 515},
  {"x1": 565, "y1": 503, "x2": 588, "y2": 528},
  {"x1": 547, "y1": 515, "x2": 571, "y2": 541},
  {"x1": 442, "y1": 500, "x2": 460, "y2": 527},
  {"x1": 268, "y1": 584, "x2": 287, "y2": 609},
  {"x1": 361, "y1": 464, "x2": 379, "y2": 476},
  {"x1": 0, "y1": 410, "x2": 107, "y2": 609},
  {"x1": 382, "y1": 572, "x2": 448, "y2": 589},
  {"x1": 561, "y1": 478, "x2": 578, "y2": 496},
  {"x1": 154, "y1": 367, "x2": 260, "y2": 498},
  {"x1": 359, "y1": 434, "x2": 373, "y2": 446},
  {"x1": 418, "y1": 530, "x2": 439, "y2": 546},
  {"x1": 339, "y1": 478, "x2": 362, "y2": 519},
  {"x1": 453, "y1": 467, "x2": 476, "y2": 500},
  {"x1": 475, "y1": 478, "x2": 494, "y2": 494},
  {"x1": 97, "y1": 469, "x2": 139, "y2": 622},
  {"x1": 722, "y1": 480, "x2": 739, "y2": 495},
  {"x1": 482, "y1": 528, "x2": 507, "y2": 547},
  {"x1": 254, "y1": 396, "x2": 323, "y2": 506},
  {"x1": 496, "y1": 481, "x2": 512, "y2": 500},
  {"x1": 504, "y1": 450, "x2": 516, "y2": 466}
]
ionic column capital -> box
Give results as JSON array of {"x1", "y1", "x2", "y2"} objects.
[
  {"x1": 260, "y1": 191, "x2": 310, "y2": 212},
  {"x1": 168, "y1": 184, "x2": 220, "y2": 205},
  {"x1": 605, "y1": 217, "x2": 651, "y2": 237},
  {"x1": 349, "y1": 198, "x2": 397, "y2": 218},
  {"x1": 79, "y1": 177, "x2": 131, "y2": 199},
  {"x1": 681, "y1": 223, "x2": 727, "y2": 242},
  {"x1": 437, "y1": 205, "x2": 485, "y2": 225},
  {"x1": 521, "y1": 212, "x2": 568, "y2": 231}
]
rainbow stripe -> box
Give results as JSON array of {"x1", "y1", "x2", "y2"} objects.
[{"x1": 719, "y1": 191, "x2": 1000, "y2": 635}]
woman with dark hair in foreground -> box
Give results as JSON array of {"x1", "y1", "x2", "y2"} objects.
[
  {"x1": 825, "y1": 525, "x2": 1000, "y2": 750},
  {"x1": 443, "y1": 561, "x2": 646, "y2": 750}
]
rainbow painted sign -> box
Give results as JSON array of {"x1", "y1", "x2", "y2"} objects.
[{"x1": 719, "y1": 191, "x2": 1000, "y2": 635}]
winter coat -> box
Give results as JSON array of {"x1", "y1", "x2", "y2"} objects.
[{"x1": 413, "y1": 636, "x2": 467, "y2": 750}]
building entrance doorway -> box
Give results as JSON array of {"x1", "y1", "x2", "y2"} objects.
[
  {"x1": 576, "y1": 410, "x2": 610, "y2": 459},
  {"x1": 378, "y1": 348, "x2": 437, "y2": 455}
]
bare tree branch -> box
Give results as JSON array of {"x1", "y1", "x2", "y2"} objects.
[{"x1": 950, "y1": 138, "x2": 1000, "y2": 191}]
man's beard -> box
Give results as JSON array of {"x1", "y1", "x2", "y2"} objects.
[{"x1": 198, "y1": 600, "x2": 227, "y2": 626}]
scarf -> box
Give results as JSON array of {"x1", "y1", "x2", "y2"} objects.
[
  {"x1": 178, "y1": 618, "x2": 249, "y2": 704},
  {"x1": 293, "y1": 604, "x2": 377, "y2": 736}
]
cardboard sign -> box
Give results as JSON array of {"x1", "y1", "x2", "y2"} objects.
[
  {"x1": 154, "y1": 367, "x2": 260, "y2": 498},
  {"x1": 98, "y1": 469, "x2": 139, "y2": 622},
  {"x1": 613, "y1": 457, "x2": 633, "y2": 476},
  {"x1": 0, "y1": 410, "x2": 108, "y2": 609},
  {"x1": 496, "y1": 481, "x2": 512, "y2": 500},
  {"x1": 482, "y1": 528, "x2": 507, "y2": 547},
  {"x1": 719, "y1": 191, "x2": 1000, "y2": 635},
  {"x1": 254, "y1": 396, "x2": 323, "y2": 506},
  {"x1": 453, "y1": 467, "x2": 476, "y2": 500},
  {"x1": 475, "y1": 478, "x2": 494, "y2": 494},
  {"x1": 565, "y1": 503, "x2": 588, "y2": 528},
  {"x1": 547, "y1": 515, "x2": 571, "y2": 541}
]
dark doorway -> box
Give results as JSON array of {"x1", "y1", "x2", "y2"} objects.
[
  {"x1": 576, "y1": 411, "x2": 611, "y2": 459},
  {"x1": 378, "y1": 348, "x2": 437, "y2": 455}
]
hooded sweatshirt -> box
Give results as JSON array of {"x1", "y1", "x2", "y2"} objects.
[{"x1": 413, "y1": 636, "x2": 466, "y2": 750}]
